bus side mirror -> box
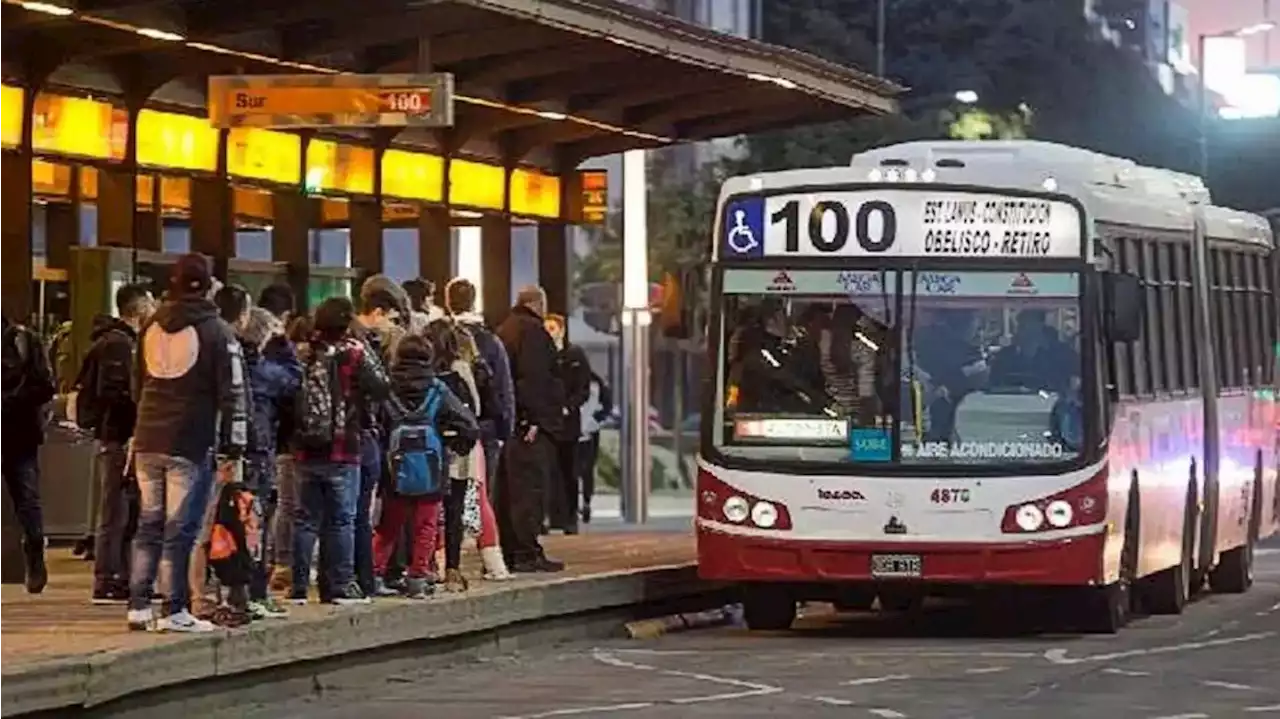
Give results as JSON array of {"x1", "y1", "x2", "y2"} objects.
[
  {"x1": 659, "y1": 269, "x2": 696, "y2": 340},
  {"x1": 1104, "y1": 272, "x2": 1143, "y2": 343}
]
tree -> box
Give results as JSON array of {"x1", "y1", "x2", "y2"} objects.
[{"x1": 739, "y1": 0, "x2": 1199, "y2": 175}]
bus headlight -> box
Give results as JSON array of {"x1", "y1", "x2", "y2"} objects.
[
  {"x1": 751, "y1": 501, "x2": 779, "y2": 528},
  {"x1": 723, "y1": 495, "x2": 750, "y2": 523},
  {"x1": 1046, "y1": 500, "x2": 1074, "y2": 528},
  {"x1": 1015, "y1": 504, "x2": 1045, "y2": 532}
]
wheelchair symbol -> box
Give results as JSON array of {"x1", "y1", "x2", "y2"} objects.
[{"x1": 726, "y1": 209, "x2": 759, "y2": 254}]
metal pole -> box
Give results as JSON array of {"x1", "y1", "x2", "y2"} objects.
[
  {"x1": 1197, "y1": 33, "x2": 1209, "y2": 182},
  {"x1": 620, "y1": 149, "x2": 650, "y2": 525},
  {"x1": 875, "y1": 0, "x2": 886, "y2": 77}
]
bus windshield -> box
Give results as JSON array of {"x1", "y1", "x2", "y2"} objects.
[{"x1": 714, "y1": 268, "x2": 1084, "y2": 469}]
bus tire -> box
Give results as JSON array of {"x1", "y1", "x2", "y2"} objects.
[
  {"x1": 1209, "y1": 473, "x2": 1260, "y2": 594},
  {"x1": 833, "y1": 586, "x2": 877, "y2": 612},
  {"x1": 1144, "y1": 483, "x2": 1196, "y2": 614},
  {"x1": 1082, "y1": 486, "x2": 1138, "y2": 633},
  {"x1": 741, "y1": 584, "x2": 797, "y2": 631}
]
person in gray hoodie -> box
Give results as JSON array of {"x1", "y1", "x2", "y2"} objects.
[{"x1": 127, "y1": 255, "x2": 249, "y2": 633}]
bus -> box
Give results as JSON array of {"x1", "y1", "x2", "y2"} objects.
[{"x1": 686, "y1": 140, "x2": 1279, "y2": 634}]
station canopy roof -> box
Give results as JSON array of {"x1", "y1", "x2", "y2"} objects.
[{"x1": 1, "y1": 0, "x2": 902, "y2": 167}]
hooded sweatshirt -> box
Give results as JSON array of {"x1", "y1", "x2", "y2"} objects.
[
  {"x1": 78, "y1": 317, "x2": 139, "y2": 444},
  {"x1": 132, "y1": 296, "x2": 249, "y2": 463}
]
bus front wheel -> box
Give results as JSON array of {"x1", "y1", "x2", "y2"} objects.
[
  {"x1": 741, "y1": 584, "x2": 797, "y2": 631},
  {"x1": 1209, "y1": 476, "x2": 1259, "y2": 594}
]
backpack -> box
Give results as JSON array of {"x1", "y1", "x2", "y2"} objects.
[
  {"x1": 72, "y1": 329, "x2": 135, "y2": 432},
  {"x1": 208, "y1": 481, "x2": 261, "y2": 587},
  {"x1": 387, "y1": 379, "x2": 447, "y2": 497},
  {"x1": 294, "y1": 343, "x2": 345, "y2": 452},
  {"x1": 3, "y1": 322, "x2": 54, "y2": 410}
]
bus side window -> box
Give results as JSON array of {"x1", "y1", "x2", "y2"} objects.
[
  {"x1": 1120, "y1": 236, "x2": 1148, "y2": 396},
  {"x1": 1138, "y1": 239, "x2": 1165, "y2": 393},
  {"x1": 1155, "y1": 242, "x2": 1183, "y2": 392},
  {"x1": 1211, "y1": 249, "x2": 1236, "y2": 390},
  {"x1": 1259, "y1": 253, "x2": 1278, "y2": 385},
  {"x1": 1175, "y1": 243, "x2": 1199, "y2": 389}
]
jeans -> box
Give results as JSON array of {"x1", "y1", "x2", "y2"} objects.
[
  {"x1": 129, "y1": 453, "x2": 213, "y2": 614},
  {"x1": 291, "y1": 462, "x2": 359, "y2": 598},
  {"x1": 244, "y1": 455, "x2": 276, "y2": 601},
  {"x1": 273, "y1": 454, "x2": 296, "y2": 570},
  {"x1": 92, "y1": 442, "x2": 134, "y2": 583},
  {"x1": 357, "y1": 432, "x2": 381, "y2": 593},
  {"x1": 2, "y1": 454, "x2": 44, "y2": 548},
  {"x1": 577, "y1": 433, "x2": 600, "y2": 510}
]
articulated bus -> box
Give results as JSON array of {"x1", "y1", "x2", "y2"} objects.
[{"x1": 691, "y1": 140, "x2": 1278, "y2": 633}]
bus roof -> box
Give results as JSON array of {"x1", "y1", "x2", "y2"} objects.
[{"x1": 719, "y1": 139, "x2": 1273, "y2": 253}]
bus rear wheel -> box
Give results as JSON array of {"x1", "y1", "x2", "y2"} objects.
[
  {"x1": 741, "y1": 584, "x2": 797, "y2": 631},
  {"x1": 1143, "y1": 485, "x2": 1196, "y2": 614}
]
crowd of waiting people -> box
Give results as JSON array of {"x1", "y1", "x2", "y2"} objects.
[{"x1": 1, "y1": 253, "x2": 613, "y2": 632}]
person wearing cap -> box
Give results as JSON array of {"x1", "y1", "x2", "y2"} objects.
[{"x1": 126, "y1": 254, "x2": 249, "y2": 633}]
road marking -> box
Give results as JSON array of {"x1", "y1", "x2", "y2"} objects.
[
  {"x1": 592, "y1": 650, "x2": 783, "y2": 705},
  {"x1": 1148, "y1": 714, "x2": 1208, "y2": 719},
  {"x1": 1044, "y1": 631, "x2": 1275, "y2": 665},
  {"x1": 1103, "y1": 668, "x2": 1151, "y2": 677},
  {"x1": 607, "y1": 648, "x2": 1038, "y2": 659},
  {"x1": 812, "y1": 696, "x2": 854, "y2": 707},
  {"x1": 499, "y1": 703, "x2": 656, "y2": 718},
  {"x1": 965, "y1": 666, "x2": 1009, "y2": 675},
  {"x1": 1256, "y1": 547, "x2": 1279, "y2": 556},
  {"x1": 1201, "y1": 679, "x2": 1260, "y2": 691},
  {"x1": 868, "y1": 710, "x2": 908, "y2": 719},
  {"x1": 1244, "y1": 705, "x2": 1280, "y2": 713},
  {"x1": 844, "y1": 674, "x2": 912, "y2": 686}
]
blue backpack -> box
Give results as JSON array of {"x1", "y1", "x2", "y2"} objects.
[{"x1": 388, "y1": 380, "x2": 447, "y2": 497}]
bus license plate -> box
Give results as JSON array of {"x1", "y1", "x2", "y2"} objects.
[{"x1": 871, "y1": 554, "x2": 922, "y2": 578}]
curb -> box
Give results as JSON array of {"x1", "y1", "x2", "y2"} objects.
[
  {"x1": 1, "y1": 564, "x2": 711, "y2": 717},
  {"x1": 624, "y1": 603, "x2": 743, "y2": 639}
]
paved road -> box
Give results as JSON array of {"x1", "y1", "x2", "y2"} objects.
[{"x1": 240, "y1": 540, "x2": 1280, "y2": 719}]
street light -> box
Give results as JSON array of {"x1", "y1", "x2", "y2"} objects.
[
  {"x1": 1196, "y1": 21, "x2": 1276, "y2": 180},
  {"x1": 954, "y1": 90, "x2": 979, "y2": 104}
]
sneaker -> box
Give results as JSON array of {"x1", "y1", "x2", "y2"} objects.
[
  {"x1": 72, "y1": 535, "x2": 92, "y2": 557},
  {"x1": 287, "y1": 590, "x2": 309, "y2": 606},
  {"x1": 158, "y1": 610, "x2": 216, "y2": 633},
  {"x1": 23, "y1": 544, "x2": 47, "y2": 594},
  {"x1": 127, "y1": 606, "x2": 157, "y2": 631},
  {"x1": 208, "y1": 605, "x2": 251, "y2": 628},
  {"x1": 248, "y1": 597, "x2": 290, "y2": 619},
  {"x1": 372, "y1": 577, "x2": 400, "y2": 597},
  {"x1": 331, "y1": 582, "x2": 372, "y2": 606},
  {"x1": 403, "y1": 576, "x2": 434, "y2": 599},
  {"x1": 92, "y1": 580, "x2": 130, "y2": 605},
  {"x1": 511, "y1": 556, "x2": 565, "y2": 574},
  {"x1": 581, "y1": 505, "x2": 592, "y2": 525}
]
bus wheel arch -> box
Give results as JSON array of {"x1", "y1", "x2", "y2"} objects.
[
  {"x1": 1208, "y1": 457, "x2": 1260, "y2": 594},
  {"x1": 1081, "y1": 478, "x2": 1138, "y2": 634},
  {"x1": 1142, "y1": 479, "x2": 1197, "y2": 614}
]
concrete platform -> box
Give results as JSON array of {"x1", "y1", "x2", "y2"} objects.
[{"x1": 0, "y1": 531, "x2": 700, "y2": 717}]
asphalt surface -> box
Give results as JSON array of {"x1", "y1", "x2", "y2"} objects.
[{"x1": 241, "y1": 538, "x2": 1280, "y2": 719}]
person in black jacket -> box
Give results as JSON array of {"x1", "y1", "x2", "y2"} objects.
[
  {"x1": 2, "y1": 312, "x2": 56, "y2": 594},
  {"x1": 494, "y1": 286, "x2": 565, "y2": 573},
  {"x1": 544, "y1": 313, "x2": 591, "y2": 534},
  {"x1": 78, "y1": 284, "x2": 154, "y2": 603},
  {"x1": 128, "y1": 255, "x2": 249, "y2": 633}
]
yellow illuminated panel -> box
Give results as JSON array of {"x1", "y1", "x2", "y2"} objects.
[
  {"x1": 509, "y1": 168, "x2": 560, "y2": 218},
  {"x1": 2, "y1": 85, "x2": 23, "y2": 149},
  {"x1": 136, "y1": 110, "x2": 219, "y2": 172},
  {"x1": 381, "y1": 149, "x2": 443, "y2": 202},
  {"x1": 306, "y1": 139, "x2": 375, "y2": 195},
  {"x1": 31, "y1": 160, "x2": 71, "y2": 196},
  {"x1": 450, "y1": 158, "x2": 504, "y2": 210},
  {"x1": 31, "y1": 94, "x2": 120, "y2": 159},
  {"x1": 227, "y1": 127, "x2": 301, "y2": 184},
  {"x1": 233, "y1": 187, "x2": 275, "y2": 222},
  {"x1": 160, "y1": 176, "x2": 191, "y2": 214}
]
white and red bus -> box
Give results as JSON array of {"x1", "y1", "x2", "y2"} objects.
[{"x1": 689, "y1": 140, "x2": 1278, "y2": 633}]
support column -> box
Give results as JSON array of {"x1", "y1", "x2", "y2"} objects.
[
  {"x1": 44, "y1": 170, "x2": 80, "y2": 271},
  {"x1": 272, "y1": 190, "x2": 315, "y2": 313},
  {"x1": 190, "y1": 177, "x2": 234, "y2": 279},
  {"x1": 417, "y1": 205, "x2": 451, "y2": 295},
  {"x1": 480, "y1": 214, "x2": 512, "y2": 328},
  {"x1": 95, "y1": 168, "x2": 137, "y2": 249},
  {"x1": 537, "y1": 221, "x2": 569, "y2": 319},
  {"x1": 349, "y1": 199, "x2": 383, "y2": 285}
]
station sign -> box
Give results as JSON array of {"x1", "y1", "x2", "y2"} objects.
[
  {"x1": 208, "y1": 74, "x2": 454, "y2": 129},
  {"x1": 565, "y1": 169, "x2": 608, "y2": 224}
]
